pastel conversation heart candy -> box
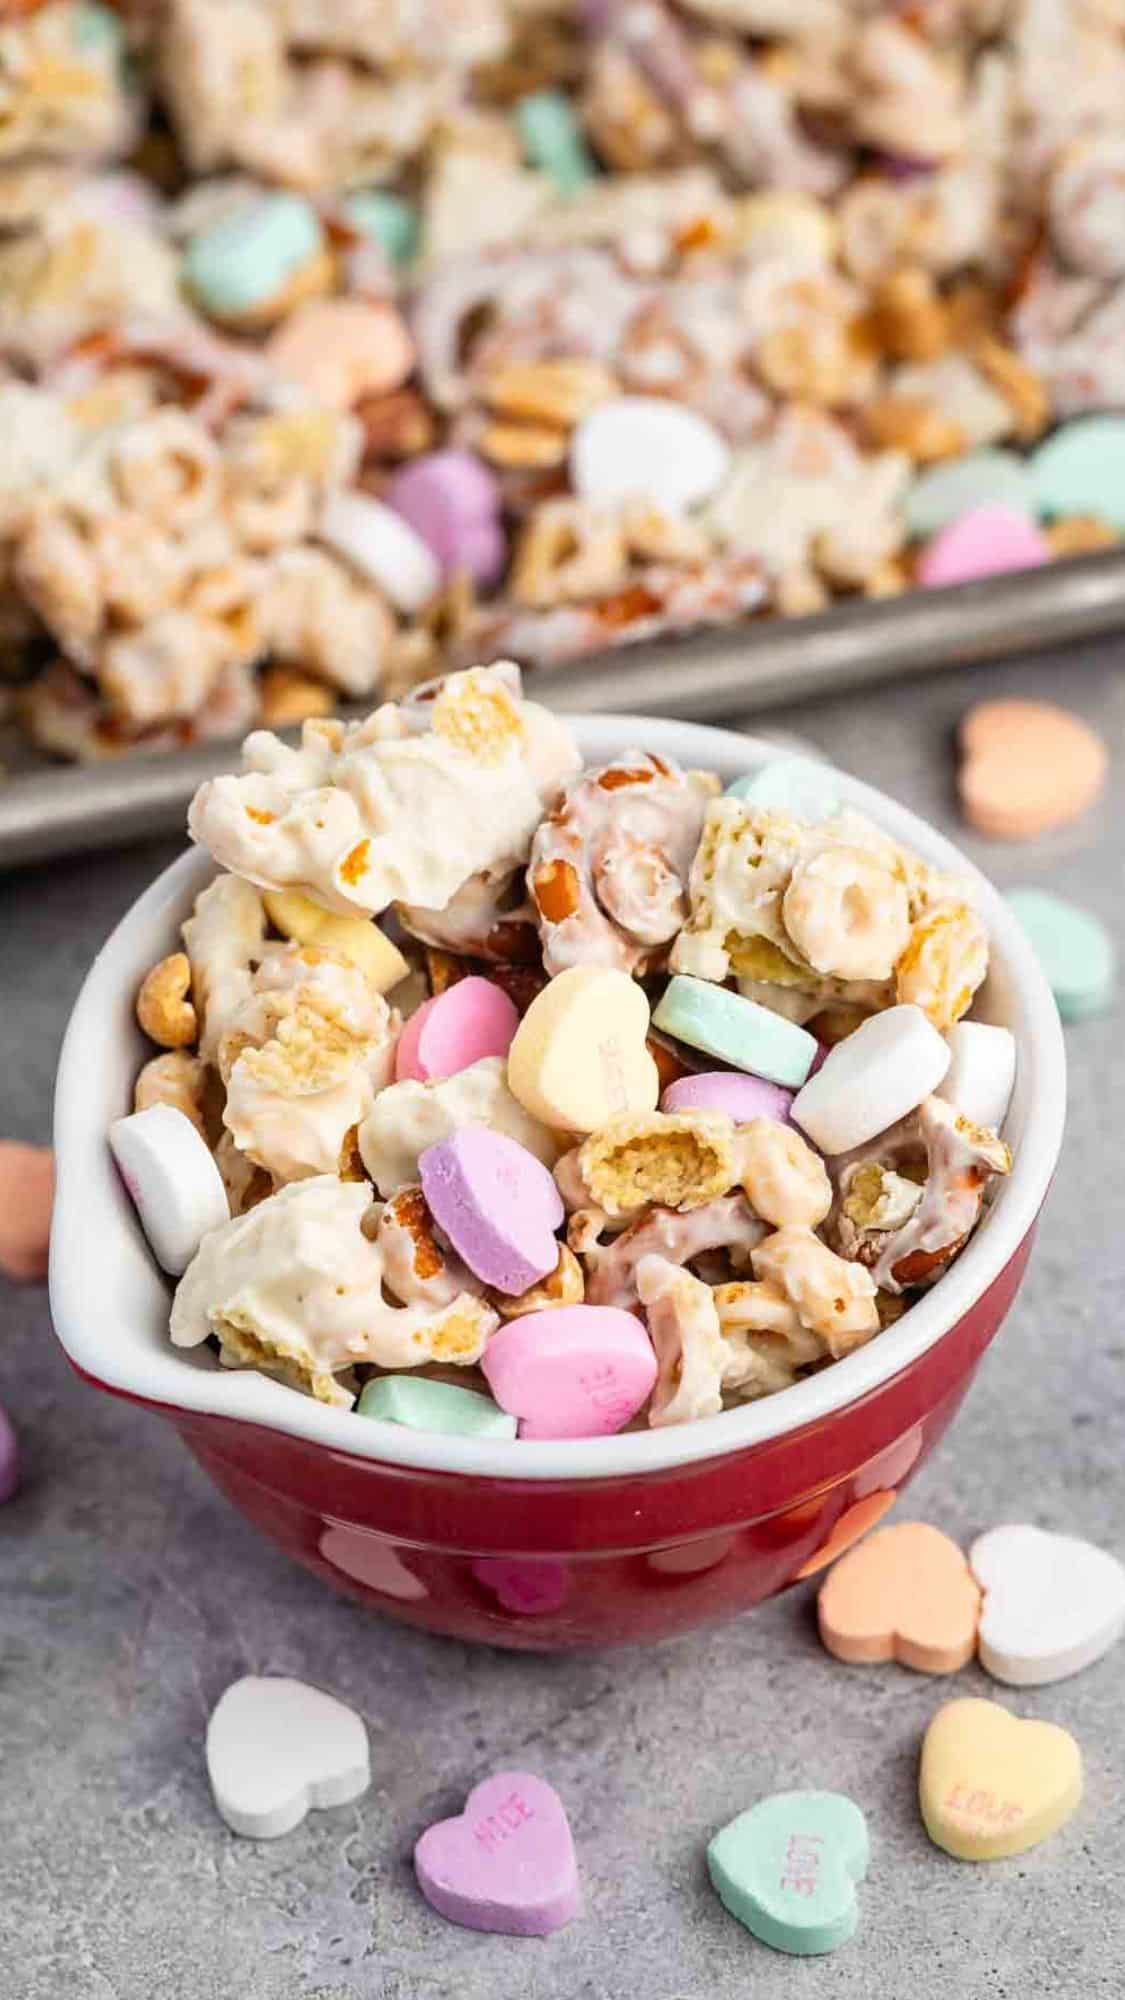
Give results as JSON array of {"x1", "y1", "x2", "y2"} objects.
[
  {"x1": 109, "y1": 1104, "x2": 229, "y2": 1276},
  {"x1": 182, "y1": 192, "x2": 327, "y2": 325},
  {"x1": 708, "y1": 1791, "x2": 869, "y2": 1956},
  {"x1": 206, "y1": 1676, "x2": 370, "y2": 1839},
  {"x1": 937, "y1": 1020, "x2": 1016, "y2": 1133},
  {"x1": 517, "y1": 89, "x2": 596, "y2": 194},
  {"x1": 481, "y1": 1304, "x2": 657, "y2": 1438},
  {"x1": 507, "y1": 966, "x2": 659, "y2": 1133},
  {"x1": 661, "y1": 1068, "x2": 794, "y2": 1126},
  {"x1": 0, "y1": 1403, "x2": 20, "y2": 1505},
  {"x1": 958, "y1": 698, "x2": 1106, "y2": 839},
  {"x1": 419, "y1": 1125, "x2": 562, "y2": 1294},
  {"x1": 414, "y1": 1771, "x2": 581, "y2": 1935},
  {"x1": 0, "y1": 1139, "x2": 53, "y2": 1281},
  {"x1": 916, "y1": 505, "x2": 1050, "y2": 588},
  {"x1": 792, "y1": 1005, "x2": 950, "y2": 1155},
  {"x1": 726, "y1": 757, "x2": 840, "y2": 822},
  {"x1": 818, "y1": 1522, "x2": 980, "y2": 1673},
  {"x1": 1031, "y1": 413, "x2": 1125, "y2": 528},
  {"x1": 358, "y1": 1374, "x2": 516, "y2": 1440},
  {"x1": 1005, "y1": 889, "x2": 1115, "y2": 1021},
  {"x1": 386, "y1": 449, "x2": 505, "y2": 588},
  {"x1": 318, "y1": 488, "x2": 440, "y2": 615},
  {"x1": 970, "y1": 1524, "x2": 1125, "y2": 1687},
  {"x1": 919, "y1": 1696, "x2": 1082, "y2": 1861},
  {"x1": 266, "y1": 298, "x2": 414, "y2": 409},
  {"x1": 653, "y1": 975, "x2": 817, "y2": 1090},
  {"x1": 396, "y1": 977, "x2": 519, "y2": 1084},
  {"x1": 903, "y1": 450, "x2": 1035, "y2": 540}
]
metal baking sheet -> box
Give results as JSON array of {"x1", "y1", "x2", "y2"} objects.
[{"x1": 4, "y1": 546, "x2": 1125, "y2": 870}]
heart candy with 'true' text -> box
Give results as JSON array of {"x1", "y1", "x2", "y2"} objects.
[
  {"x1": 206, "y1": 1676, "x2": 370, "y2": 1839},
  {"x1": 970, "y1": 1523, "x2": 1125, "y2": 1686},
  {"x1": 817, "y1": 1522, "x2": 980, "y2": 1673},
  {"x1": 919, "y1": 1696, "x2": 1082, "y2": 1861},
  {"x1": 414, "y1": 1770, "x2": 581, "y2": 1935},
  {"x1": 708, "y1": 1790, "x2": 869, "y2": 1956}
]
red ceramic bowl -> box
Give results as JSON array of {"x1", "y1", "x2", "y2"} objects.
[{"x1": 50, "y1": 716, "x2": 1066, "y2": 1649}]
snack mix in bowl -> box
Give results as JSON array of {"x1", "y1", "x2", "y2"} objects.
[
  {"x1": 1, "y1": 0, "x2": 1124, "y2": 761},
  {"x1": 110, "y1": 661, "x2": 1016, "y2": 1440}
]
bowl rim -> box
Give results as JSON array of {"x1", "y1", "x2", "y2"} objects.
[{"x1": 50, "y1": 710, "x2": 1066, "y2": 1482}]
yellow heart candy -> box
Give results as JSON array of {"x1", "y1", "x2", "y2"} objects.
[
  {"x1": 506, "y1": 966, "x2": 659, "y2": 1134},
  {"x1": 263, "y1": 889, "x2": 408, "y2": 993},
  {"x1": 919, "y1": 1697, "x2": 1082, "y2": 1861}
]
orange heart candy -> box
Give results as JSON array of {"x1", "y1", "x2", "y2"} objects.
[
  {"x1": 958, "y1": 699, "x2": 1106, "y2": 840},
  {"x1": 817, "y1": 1522, "x2": 981, "y2": 1673}
]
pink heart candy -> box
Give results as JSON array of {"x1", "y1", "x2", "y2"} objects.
[
  {"x1": 396, "y1": 977, "x2": 519, "y2": 1084},
  {"x1": 414, "y1": 1770, "x2": 582, "y2": 1936},
  {"x1": 916, "y1": 504, "x2": 1050, "y2": 589},
  {"x1": 419, "y1": 1125, "x2": 563, "y2": 1295},
  {"x1": 481, "y1": 1305, "x2": 657, "y2": 1439},
  {"x1": 661, "y1": 1068, "x2": 795, "y2": 1124},
  {"x1": 386, "y1": 450, "x2": 506, "y2": 587}
]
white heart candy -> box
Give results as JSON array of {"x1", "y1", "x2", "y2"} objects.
[
  {"x1": 571, "y1": 396, "x2": 729, "y2": 514},
  {"x1": 318, "y1": 488, "x2": 440, "y2": 613},
  {"x1": 206, "y1": 1676, "x2": 370, "y2": 1838},
  {"x1": 971, "y1": 1524, "x2": 1125, "y2": 1688}
]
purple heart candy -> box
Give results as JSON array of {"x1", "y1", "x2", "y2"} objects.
[
  {"x1": 660, "y1": 1068, "x2": 796, "y2": 1125},
  {"x1": 414, "y1": 1770, "x2": 582, "y2": 1936},
  {"x1": 0, "y1": 1404, "x2": 20, "y2": 1505},
  {"x1": 419, "y1": 1125, "x2": 563, "y2": 1295},
  {"x1": 385, "y1": 450, "x2": 505, "y2": 586}
]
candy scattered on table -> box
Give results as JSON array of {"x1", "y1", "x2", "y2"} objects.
[
  {"x1": 726, "y1": 759, "x2": 841, "y2": 821},
  {"x1": 0, "y1": 1141, "x2": 54, "y2": 1283},
  {"x1": 791, "y1": 1005, "x2": 950, "y2": 1155},
  {"x1": 358, "y1": 1375, "x2": 517, "y2": 1440},
  {"x1": 1031, "y1": 415, "x2": 1125, "y2": 530},
  {"x1": 0, "y1": 1404, "x2": 21, "y2": 1505},
  {"x1": 707, "y1": 1791, "x2": 869, "y2": 1957},
  {"x1": 396, "y1": 977, "x2": 519, "y2": 1084},
  {"x1": 1005, "y1": 889, "x2": 1115, "y2": 1020},
  {"x1": 919, "y1": 1697, "x2": 1082, "y2": 1862},
  {"x1": 653, "y1": 977, "x2": 818, "y2": 1090},
  {"x1": 508, "y1": 965, "x2": 659, "y2": 1133},
  {"x1": 108, "y1": 1104, "x2": 229, "y2": 1276},
  {"x1": 481, "y1": 1305, "x2": 657, "y2": 1440},
  {"x1": 206, "y1": 1676, "x2": 370, "y2": 1840},
  {"x1": 420, "y1": 1126, "x2": 563, "y2": 1295},
  {"x1": 970, "y1": 1525, "x2": 1125, "y2": 1688},
  {"x1": 818, "y1": 1523, "x2": 981, "y2": 1673},
  {"x1": 937, "y1": 1021, "x2": 1017, "y2": 1133},
  {"x1": 958, "y1": 699, "x2": 1107, "y2": 839},
  {"x1": 414, "y1": 1771, "x2": 581, "y2": 1936},
  {"x1": 916, "y1": 506, "x2": 1051, "y2": 589}
]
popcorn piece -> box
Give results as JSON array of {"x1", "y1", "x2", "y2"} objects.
[
  {"x1": 220, "y1": 957, "x2": 398, "y2": 1184},
  {"x1": 259, "y1": 546, "x2": 392, "y2": 700},
  {"x1": 828, "y1": 1093, "x2": 1011, "y2": 1294},
  {"x1": 358, "y1": 1054, "x2": 564, "y2": 1199},
  {"x1": 187, "y1": 664, "x2": 582, "y2": 919},
  {"x1": 637, "y1": 1255, "x2": 726, "y2": 1427},
  {"x1": 136, "y1": 952, "x2": 198, "y2": 1050},
  {"x1": 563, "y1": 1110, "x2": 739, "y2": 1221},
  {"x1": 181, "y1": 872, "x2": 266, "y2": 1061},
  {"x1": 751, "y1": 1225, "x2": 880, "y2": 1356},
  {"x1": 671, "y1": 796, "x2": 986, "y2": 1028},
  {"x1": 528, "y1": 751, "x2": 710, "y2": 976},
  {"x1": 170, "y1": 1176, "x2": 497, "y2": 1404}
]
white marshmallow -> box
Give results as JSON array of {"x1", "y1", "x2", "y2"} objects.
[
  {"x1": 317, "y1": 488, "x2": 439, "y2": 614},
  {"x1": 791, "y1": 1004, "x2": 951, "y2": 1155},
  {"x1": 571, "y1": 396, "x2": 729, "y2": 514},
  {"x1": 937, "y1": 1020, "x2": 1016, "y2": 1134},
  {"x1": 109, "y1": 1103, "x2": 229, "y2": 1275}
]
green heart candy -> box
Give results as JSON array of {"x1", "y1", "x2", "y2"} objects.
[
  {"x1": 1030, "y1": 416, "x2": 1125, "y2": 529},
  {"x1": 726, "y1": 756, "x2": 840, "y2": 821},
  {"x1": 1005, "y1": 889, "x2": 1115, "y2": 1022},
  {"x1": 357, "y1": 1376, "x2": 517, "y2": 1440},
  {"x1": 707, "y1": 1790, "x2": 869, "y2": 1956}
]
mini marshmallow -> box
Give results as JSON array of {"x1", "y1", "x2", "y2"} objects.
[
  {"x1": 571, "y1": 397, "x2": 729, "y2": 514},
  {"x1": 317, "y1": 488, "x2": 440, "y2": 615},
  {"x1": 109, "y1": 1103, "x2": 229, "y2": 1275},
  {"x1": 791, "y1": 1005, "x2": 951, "y2": 1155},
  {"x1": 938, "y1": 1021, "x2": 1016, "y2": 1133}
]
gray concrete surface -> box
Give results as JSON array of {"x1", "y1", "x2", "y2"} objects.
[{"x1": 2, "y1": 644, "x2": 1122, "y2": 2000}]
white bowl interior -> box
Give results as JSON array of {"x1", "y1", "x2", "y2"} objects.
[{"x1": 51, "y1": 715, "x2": 1066, "y2": 1482}]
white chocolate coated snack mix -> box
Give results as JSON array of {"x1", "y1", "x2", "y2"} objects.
[
  {"x1": 1, "y1": 2, "x2": 1124, "y2": 763},
  {"x1": 115, "y1": 667, "x2": 1014, "y2": 1438}
]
